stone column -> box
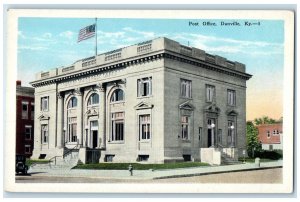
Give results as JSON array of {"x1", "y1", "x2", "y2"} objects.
[
  {"x1": 211, "y1": 128, "x2": 214, "y2": 147},
  {"x1": 75, "y1": 88, "x2": 83, "y2": 146},
  {"x1": 98, "y1": 83, "x2": 106, "y2": 149},
  {"x1": 56, "y1": 92, "x2": 64, "y2": 148}
]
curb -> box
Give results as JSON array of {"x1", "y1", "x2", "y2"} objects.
[{"x1": 153, "y1": 166, "x2": 282, "y2": 180}]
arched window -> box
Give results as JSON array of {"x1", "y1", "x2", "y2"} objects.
[
  {"x1": 110, "y1": 89, "x2": 124, "y2": 102},
  {"x1": 68, "y1": 97, "x2": 77, "y2": 108},
  {"x1": 88, "y1": 93, "x2": 99, "y2": 106}
]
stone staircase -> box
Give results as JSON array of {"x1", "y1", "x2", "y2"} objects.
[
  {"x1": 220, "y1": 149, "x2": 241, "y2": 165},
  {"x1": 29, "y1": 149, "x2": 79, "y2": 172}
]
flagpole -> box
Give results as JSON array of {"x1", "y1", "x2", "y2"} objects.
[{"x1": 95, "y1": 18, "x2": 97, "y2": 56}]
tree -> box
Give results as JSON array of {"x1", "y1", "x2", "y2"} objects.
[
  {"x1": 246, "y1": 121, "x2": 261, "y2": 158},
  {"x1": 276, "y1": 116, "x2": 283, "y2": 123},
  {"x1": 254, "y1": 116, "x2": 276, "y2": 125}
]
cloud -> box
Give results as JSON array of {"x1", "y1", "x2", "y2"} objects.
[
  {"x1": 169, "y1": 32, "x2": 283, "y2": 57},
  {"x1": 18, "y1": 45, "x2": 48, "y2": 51},
  {"x1": 122, "y1": 27, "x2": 155, "y2": 38},
  {"x1": 18, "y1": 31, "x2": 56, "y2": 43},
  {"x1": 42, "y1": 32, "x2": 52, "y2": 39},
  {"x1": 18, "y1": 31, "x2": 26, "y2": 39},
  {"x1": 98, "y1": 31, "x2": 125, "y2": 38},
  {"x1": 59, "y1": 31, "x2": 74, "y2": 40}
]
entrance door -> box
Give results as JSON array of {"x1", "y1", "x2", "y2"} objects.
[
  {"x1": 92, "y1": 131, "x2": 98, "y2": 149},
  {"x1": 207, "y1": 118, "x2": 215, "y2": 147},
  {"x1": 207, "y1": 129, "x2": 212, "y2": 147},
  {"x1": 90, "y1": 121, "x2": 99, "y2": 149}
]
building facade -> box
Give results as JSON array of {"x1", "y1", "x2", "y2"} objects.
[
  {"x1": 30, "y1": 37, "x2": 251, "y2": 163},
  {"x1": 16, "y1": 80, "x2": 35, "y2": 157},
  {"x1": 257, "y1": 123, "x2": 283, "y2": 151}
]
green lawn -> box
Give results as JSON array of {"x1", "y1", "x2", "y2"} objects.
[
  {"x1": 238, "y1": 157, "x2": 278, "y2": 163},
  {"x1": 26, "y1": 159, "x2": 50, "y2": 166},
  {"x1": 74, "y1": 162, "x2": 209, "y2": 170}
]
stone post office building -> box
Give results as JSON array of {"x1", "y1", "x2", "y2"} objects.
[{"x1": 30, "y1": 37, "x2": 252, "y2": 164}]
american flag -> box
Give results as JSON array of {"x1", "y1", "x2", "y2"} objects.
[{"x1": 77, "y1": 24, "x2": 96, "y2": 42}]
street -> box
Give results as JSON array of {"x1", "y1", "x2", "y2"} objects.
[{"x1": 16, "y1": 168, "x2": 282, "y2": 184}]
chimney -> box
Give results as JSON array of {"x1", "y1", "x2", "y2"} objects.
[{"x1": 16, "y1": 80, "x2": 21, "y2": 86}]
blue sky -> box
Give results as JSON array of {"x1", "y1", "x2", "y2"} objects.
[{"x1": 17, "y1": 18, "x2": 284, "y2": 120}]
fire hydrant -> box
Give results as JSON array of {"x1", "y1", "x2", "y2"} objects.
[{"x1": 128, "y1": 164, "x2": 133, "y2": 176}]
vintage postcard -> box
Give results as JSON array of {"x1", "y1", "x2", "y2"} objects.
[{"x1": 4, "y1": 9, "x2": 294, "y2": 193}]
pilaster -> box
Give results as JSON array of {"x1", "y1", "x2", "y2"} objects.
[
  {"x1": 97, "y1": 83, "x2": 106, "y2": 149},
  {"x1": 56, "y1": 92, "x2": 64, "y2": 148},
  {"x1": 75, "y1": 88, "x2": 83, "y2": 146}
]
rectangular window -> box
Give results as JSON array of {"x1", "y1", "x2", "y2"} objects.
[
  {"x1": 31, "y1": 103, "x2": 35, "y2": 120},
  {"x1": 111, "y1": 112, "x2": 124, "y2": 141},
  {"x1": 90, "y1": 120, "x2": 98, "y2": 130},
  {"x1": 41, "y1": 124, "x2": 48, "y2": 143},
  {"x1": 139, "y1": 115, "x2": 151, "y2": 140},
  {"x1": 22, "y1": 102, "x2": 28, "y2": 119},
  {"x1": 25, "y1": 145, "x2": 31, "y2": 154},
  {"x1": 41, "y1": 97, "x2": 49, "y2": 111},
  {"x1": 68, "y1": 117, "x2": 77, "y2": 142},
  {"x1": 137, "y1": 77, "x2": 152, "y2": 97},
  {"x1": 25, "y1": 125, "x2": 32, "y2": 140},
  {"x1": 180, "y1": 79, "x2": 192, "y2": 98},
  {"x1": 181, "y1": 116, "x2": 189, "y2": 140},
  {"x1": 227, "y1": 89, "x2": 236, "y2": 106},
  {"x1": 206, "y1": 85, "x2": 215, "y2": 102}
]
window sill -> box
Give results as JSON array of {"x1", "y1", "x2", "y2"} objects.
[
  {"x1": 108, "y1": 141, "x2": 125, "y2": 144},
  {"x1": 181, "y1": 139, "x2": 191, "y2": 143},
  {"x1": 180, "y1": 97, "x2": 193, "y2": 100},
  {"x1": 88, "y1": 104, "x2": 99, "y2": 108},
  {"x1": 137, "y1": 95, "x2": 152, "y2": 99},
  {"x1": 110, "y1": 101, "x2": 125, "y2": 105},
  {"x1": 139, "y1": 140, "x2": 151, "y2": 143}
]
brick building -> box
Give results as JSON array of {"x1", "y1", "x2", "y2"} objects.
[
  {"x1": 257, "y1": 123, "x2": 283, "y2": 151},
  {"x1": 16, "y1": 80, "x2": 35, "y2": 157}
]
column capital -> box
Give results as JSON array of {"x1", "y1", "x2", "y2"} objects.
[
  {"x1": 57, "y1": 92, "x2": 64, "y2": 99},
  {"x1": 121, "y1": 78, "x2": 126, "y2": 86},
  {"x1": 74, "y1": 88, "x2": 82, "y2": 96},
  {"x1": 96, "y1": 83, "x2": 105, "y2": 92}
]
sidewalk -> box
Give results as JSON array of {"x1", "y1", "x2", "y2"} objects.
[{"x1": 28, "y1": 160, "x2": 282, "y2": 180}]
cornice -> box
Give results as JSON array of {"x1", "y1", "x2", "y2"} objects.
[
  {"x1": 30, "y1": 52, "x2": 164, "y2": 88},
  {"x1": 31, "y1": 51, "x2": 252, "y2": 88},
  {"x1": 164, "y1": 51, "x2": 252, "y2": 81}
]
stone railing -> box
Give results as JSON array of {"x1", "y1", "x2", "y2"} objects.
[
  {"x1": 104, "y1": 49, "x2": 122, "y2": 61},
  {"x1": 41, "y1": 72, "x2": 50, "y2": 78},
  {"x1": 62, "y1": 66, "x2": 75, "y2": 72},
  {"x1": 137, "y1": 43, "x2": 152, "y2": 54},
  {"x1": 82, "y1": 59, "x2": 96, "y2": 67},
  {"x1": 180, "y1": 45, "x2": 192, "y2": 56}
]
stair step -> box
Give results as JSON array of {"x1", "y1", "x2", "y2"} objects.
[{"x1": 30, "y1": 150, "x2": 80, "y2": 172}]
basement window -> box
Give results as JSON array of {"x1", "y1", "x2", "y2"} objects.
[
  {"x1": 105, "y1": 155, "x2": 115, "y2": 162},
  {"x1": 138, "y1": 155, "x2": 149, "y2": 162},
  {"x1": 183, "y1": 155, "x2": 191, "y2": 161}
]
